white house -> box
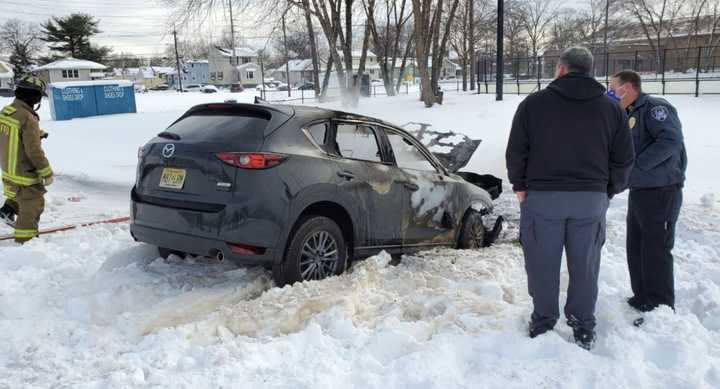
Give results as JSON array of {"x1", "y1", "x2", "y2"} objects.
[
  {"x1": 33, "y1": 58, "x2": 107, "y2": 84},
  {"x1": 271, "y1": 59, "x2": 314, "y2": 85},
  {"x1": 209, "y1": 47, "x2": 260, "y2": 87},
  {"x1": 0, "y1": 60, "x2": 14, "y2": 89}
]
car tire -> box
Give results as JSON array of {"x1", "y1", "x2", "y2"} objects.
[
  {"x1": 274, "y1": 216, "x2": 348, "y2": 286},
  {"x1": 458, "y1": 210, "x2": 487, "y2": 249},
  {"x1": 158, "y1": 247, "x2": 186, "y2": 260}
]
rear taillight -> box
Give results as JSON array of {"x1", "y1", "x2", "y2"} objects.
[{"x1": 216, "y1": 152, "x2": 287, "y2": 169}]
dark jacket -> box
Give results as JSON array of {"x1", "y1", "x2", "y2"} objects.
[
  {"x1": 505, "y1": 73, "x2": 635, "y2": 196},
  {"x1": 626, "y1": 93, "x2": 687, "y2": 189}
]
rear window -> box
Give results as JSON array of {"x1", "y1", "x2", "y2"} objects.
[{"x1": 166, "y1": 110, "x2": 270, "y2": 142}]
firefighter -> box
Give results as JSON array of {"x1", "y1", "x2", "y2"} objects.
[{"x1": 0, "y1": 75, "x2": 54, "y2": 243}]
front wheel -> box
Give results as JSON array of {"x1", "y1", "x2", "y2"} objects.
[
  {"x1": 274, "y1": 216, "x2": 348, "y2": 286},
  {"x1": 458, "y1": 210, "x2": 488, "y2": 249}
]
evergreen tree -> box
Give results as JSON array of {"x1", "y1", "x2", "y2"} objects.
[{"x1": 41, "y1": 13, "x2": 112, "y2": 63}]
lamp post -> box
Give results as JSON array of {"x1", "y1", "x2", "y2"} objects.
[{"x1": 496, "y1": 0, "x2": 504, "y2": 101}]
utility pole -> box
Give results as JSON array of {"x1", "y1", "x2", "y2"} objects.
[
  {"x1": 282, "y1": 11, "x2": 292, "y2": 97},
  {"x1": 229, "y1": 0, "x2": 236, "y2": 67},
  {"x1": 173, "y1": 28, "x2": 183, "y2": 93},
  {"x1": 496, "y1": 0, "x2": 504, "y2": 101},
  {"x1": 604, "y1": 0, "x2": 610, "y2": 87}
]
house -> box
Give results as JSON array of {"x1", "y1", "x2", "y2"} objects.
[
  {"x1": 271, "y1": 59, "x2": 314, "y2": 85},
  {"x1": 32, "y1": 58, "x2": 107, "y2": 84},
  {"x1": 113, "y1": 66, "x2": 177, "y2": 89},
  {"x1": 166, "y1": 60, "x2": 210, "y2": 89},
  {"x1": 0, "y1": 60, "x2": 14, "y2": 89},
  {"x1": 209, "y1": 47, "x2": 259, "y2": 86}
]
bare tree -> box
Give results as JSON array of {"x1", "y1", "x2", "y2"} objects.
[
  {"x1": 362, "y1": 0, "x2": 413, "y2": 96},
  {"x1": 0, "y1": 19, "x2": 42, "y2": 80},
  {"x1": 504, "y1": 0, "x2": 529, "y2": 77},
  {"x1": 520, "y1": 0, "x2": 558, "y2": 58},
  {"x1": 412, "y1": 0, "x2": 461, "y2": 107},
  {"x1": 623, "y1": 0, "x2": 686, "y2": 69}
]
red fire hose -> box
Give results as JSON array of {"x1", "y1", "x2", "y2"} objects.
[{"x1": 0, "y1": 216, "x2": 130, "y2": 241}]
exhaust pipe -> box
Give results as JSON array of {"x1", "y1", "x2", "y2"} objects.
[{"x1": 215, "y1": 250, "x2": 225, "y2": 261}]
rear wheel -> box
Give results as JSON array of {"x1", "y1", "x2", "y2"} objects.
[
  {"x1": 458, "y1": 210, "x2": 487, "y2": 249},
  {"x1": 274, "y1": 216, "x2": 348, "y2": 286}
]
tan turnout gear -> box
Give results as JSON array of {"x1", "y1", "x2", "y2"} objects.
[{"x1": 1, "y1": 99, "x2": 53, "y2": 242}]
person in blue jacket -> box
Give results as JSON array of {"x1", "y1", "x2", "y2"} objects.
[{"x1": 609, "y1": 70, "x2": 687, "y2": 314}]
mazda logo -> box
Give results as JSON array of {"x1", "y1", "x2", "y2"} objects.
[{"x1": 162, "y1": 144, "x2": 176, "y2": 158}]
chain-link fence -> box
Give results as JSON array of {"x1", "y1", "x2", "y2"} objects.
[{"x1": 477, "y1": 46, "x2": 720, "y2": 96}]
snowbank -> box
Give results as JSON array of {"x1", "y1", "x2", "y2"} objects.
[{"x1": 0, "y1": 90, "x2": 719, "y2": 388}]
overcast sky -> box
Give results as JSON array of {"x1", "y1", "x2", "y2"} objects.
[
  {"x1": 0, "y1": 0, "x2": 282, "y2": 58},
  {"x1": 2, "y1": 0, "x2": 591, "y2": 59}
]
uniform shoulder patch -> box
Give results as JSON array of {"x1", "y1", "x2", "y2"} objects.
[{"x1": 650, "y1": 105, "x2": 669, "y2": 122}]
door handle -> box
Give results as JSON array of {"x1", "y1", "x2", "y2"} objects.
[
  {"x1": 403, "y1": 182, "x2": 419, "y2": 191},
  {"x1": 337, "y1": 171, "x2": 355, "y2": 180}
]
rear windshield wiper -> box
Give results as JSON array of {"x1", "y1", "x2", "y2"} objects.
[{"x1": 157, "y1": 131, "x2": 181, "y2": 140}]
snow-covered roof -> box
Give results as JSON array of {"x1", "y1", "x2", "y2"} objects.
[
  {"x1": 236, "y1": 62, "x2": 259, "y2": 71},
  {"x1": 89, "y1": 72, "x2": 106, "y2": 78},
  {"x1": 50, "y1": 80, "x2": 133, "y2": 89},
  {"x1": 0, "y1": 61, "x2": 14, "y2": 79},
  {"x1": 217, "y1": 47, "x2": 258, "y2": 58},
  {"x1": 151, "y1": 66, "x2": 175, "y2": 75},
  {"x1": 336, "y1": 50, "x2": 377, "y2": 58},
  {"x1": 280, "y1": 59, "x2": 313, "y2": 72},
  {"x1": 34, "y1": 58, "x2": 107, "y2": 71}
]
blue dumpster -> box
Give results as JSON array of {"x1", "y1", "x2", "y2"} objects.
[
  {"x1": 48, "y1": 83, "x2": 97, "y2": 121},
  {"x1": 94, "y1": 83, "x2": 137, "y2": 116},
  {"x1": 48, "y1": 80, "x2": 136, "y2": 121}
]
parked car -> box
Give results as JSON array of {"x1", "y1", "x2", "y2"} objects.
[
  {"x1": 182, "y1": 84, "x2": 204, "y2": 92},
  {"x1": 255, "y1": 83, "x2": 277, "y2": 91},
  {"x1": 230, "y1": 83, "x2": 244, "y2": 93},
  {"x1": 201, "y1": 85, "x2": 219, "y2": 93},
  {"x1": 150, "y1": 84, "x2": 170, "y2": 91},
  {"x1": 297, "y1": 82, "x2": 315, "y2": 91},
  {"x1": 130, "y1": 102, "x2": 502, "y2": 285}
]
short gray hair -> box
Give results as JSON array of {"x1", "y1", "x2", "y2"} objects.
[{"x1": 559, "y1": 46, "x2": 594, "y2": 75}]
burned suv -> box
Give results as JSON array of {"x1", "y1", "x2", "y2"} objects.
[{"x1": 130, "y1": 102, "x2": 502, "y2": 285}]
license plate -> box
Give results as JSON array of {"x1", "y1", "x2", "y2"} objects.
[{"x1": 159, "y1": 168, "x2": 186, "y2": 189}]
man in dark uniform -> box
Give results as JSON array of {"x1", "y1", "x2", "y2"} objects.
[
  {"x1": 609, "y1": 70, "x2": 687, "y2": 313},
  {"x1": 506, "y1": 47, "x2": 635, "y2": 349}
]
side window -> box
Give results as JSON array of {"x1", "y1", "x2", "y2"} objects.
[
  {"x1": 386, "y1": 132, "x2": 437, "y2": 172},
  {"x1": 335, "y1": 123, "x2": 383, "y2": 163},
  {"x1": 306, "y1": 122, "x2": 328, "y2": 148}
]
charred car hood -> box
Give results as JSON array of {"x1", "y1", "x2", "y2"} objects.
[{"x1": 402, "y1": 122, "x2": 481, "y2": 173}]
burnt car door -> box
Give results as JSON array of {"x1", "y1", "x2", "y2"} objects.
[
  {"x1": 382, "y1": 127, "x2": 460, "y2": 247},
  {"x1": 329, "y1": 121, "x2": 407, "y2": 249}
]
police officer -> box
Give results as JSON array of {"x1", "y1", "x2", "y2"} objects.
[
  {"x1": 0, "y1": 75, "x2": 54, "y2": 243},
  {"x1": 609, "y1": 70, "x2": 687, "y2": 313}
]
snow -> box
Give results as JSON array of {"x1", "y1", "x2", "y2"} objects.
[
  {"x1": 50, "y1": 80, "x2": 135, "y2": 89},
  {"x1": 0, "y1": 61, "x2": 14, "y2": 80},
  {"x1": 1, "y1": 90, "x2": 720, "y2": 388},
  {"x1": 33, "y1": 58, "x2": 107, "y2": 71}
]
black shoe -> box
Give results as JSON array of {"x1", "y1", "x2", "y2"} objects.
[
  {"x1": 627, "y1": 296, "x2": 655, "y2": 312},
  {"x1": 0, "y1": 204, "x2": 16, "y2": 228},
  {"x1": 528, "y1": 321, "x2": 555, "y2": 338},
  {"x1": 573, "y1": 328, "x2": 596, "y2": 350}
]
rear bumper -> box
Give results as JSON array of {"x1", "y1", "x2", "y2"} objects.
[
  {"x1": 130, "y1": 223, "x2": 276, "y2": 266},
  {"x1": 130, "y1": 188, "x2": 284, "y2": 266}
]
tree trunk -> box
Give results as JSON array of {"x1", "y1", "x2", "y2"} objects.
[
  {"x1": 320, "y1": 54, "x2": 334, "y2": 100},
  {"x1": 302, "y1": 0, "x2": 321, "y2": 96},
  {"x1": 396, "y1": 31, "x2": 415, "y2": 93}
]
